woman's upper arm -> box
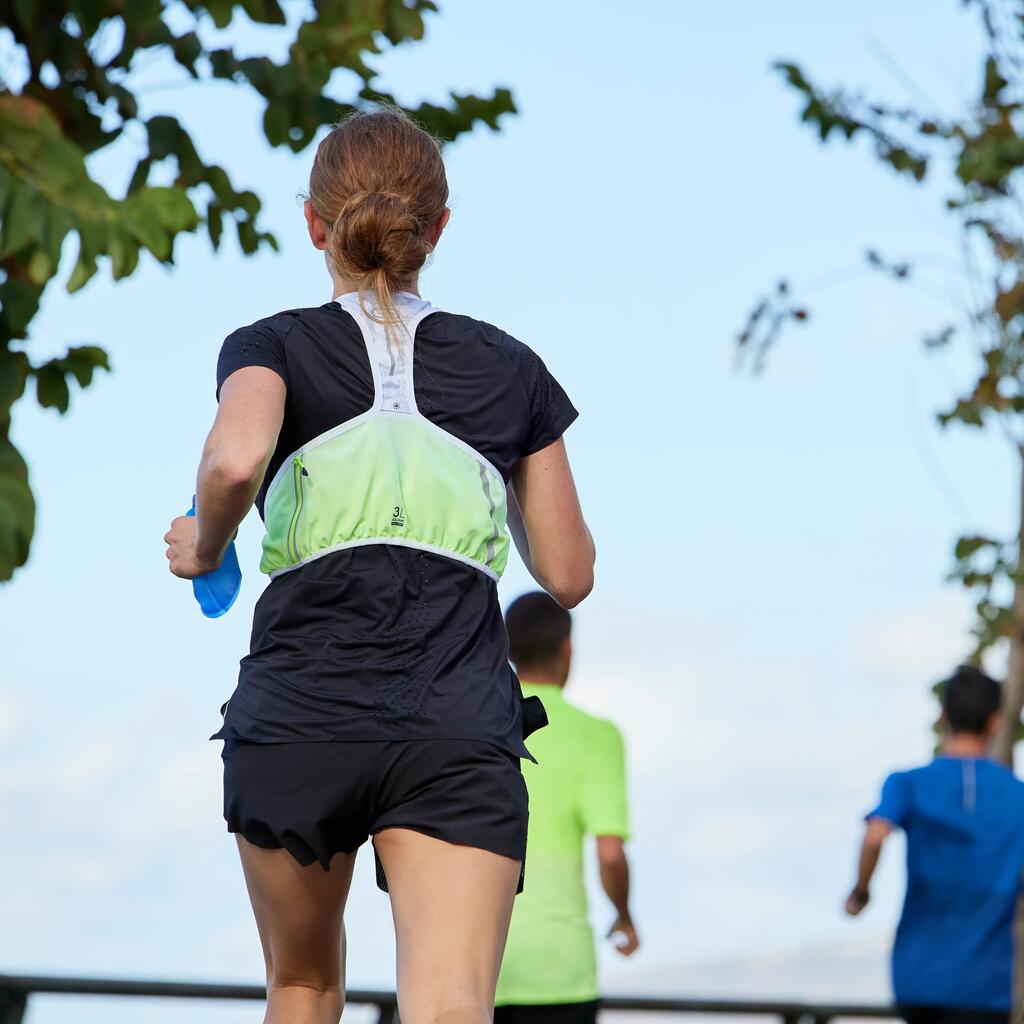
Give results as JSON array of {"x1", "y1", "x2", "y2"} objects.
[
  {"x1": 205, "y1": 367, "x2": 286, "y2": 479},
  {"x1": 510, "y1": 436, "x2": 594, "y2": 608}
]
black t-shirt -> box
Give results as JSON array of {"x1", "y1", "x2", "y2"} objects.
[{"x1": 212, "y1": 299, "x2": 577, "y2": 757}]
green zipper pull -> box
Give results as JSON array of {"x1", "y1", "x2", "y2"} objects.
[{"x1": 287, "y1": 457, "x2": 306, "y2": 563}]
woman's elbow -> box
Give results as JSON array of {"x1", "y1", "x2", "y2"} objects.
[
  {"x1": 204, "y1": 444, "x2": 268, "y2": 490},
  {"x1": 548, "y1": 568, "x2": 594, "y2": 609}
]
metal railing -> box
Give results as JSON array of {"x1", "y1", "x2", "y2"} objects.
[{"x1": 0, "y1": 974, "x2": 899, "y2": 1024}]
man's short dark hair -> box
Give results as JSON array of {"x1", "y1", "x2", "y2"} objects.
[
  {"x1": 941, "y1": 665, "x2": 1002, "y2": 734},
  {"x1": 505, "y1": 591, "x2": 571, "y2": 668}
]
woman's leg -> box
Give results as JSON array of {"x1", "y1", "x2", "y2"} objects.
[
  {"x1": 237, "y1": 836, "x2": 357, "y2": 1024},
  {"x1": 374, "y1": 828, "x2": 522, "y2": 1024}
]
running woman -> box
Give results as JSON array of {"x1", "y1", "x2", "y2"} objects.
[{"x1": 163, "y1": 107, "x2": 595, "y2": 1024}]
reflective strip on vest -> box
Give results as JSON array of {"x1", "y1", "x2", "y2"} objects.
[{"x1": 260, "y1": 293, "x2": 510, "y2": 581}]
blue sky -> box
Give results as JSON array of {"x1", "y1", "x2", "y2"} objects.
[{"x1": 0, "y1": 0, "x2": 1012, "y2": 1019}]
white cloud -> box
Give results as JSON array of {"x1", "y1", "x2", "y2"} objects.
[
  {"x1": 41, "y1": 854, "x2": 119, "y2": 891},
  {"x1": 55, "y1": 733, "x2": 128, "y2": 794},
  {"x1": 853, "y1": 592, "x2": 974, "y2": 684},
  {"x1": 0, "y1": 689, "x2": 24, "y2": 745},
  {"x1": 150, "y1": 743, "x2": 223, "y2": 832},
  {"x1": 605, "y1": 931, "x2": 893, "y2": 1003}
]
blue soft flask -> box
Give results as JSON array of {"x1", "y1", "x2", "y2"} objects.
[{"x1": 186, "y1": 499, "x2": 242, "y2": 618}]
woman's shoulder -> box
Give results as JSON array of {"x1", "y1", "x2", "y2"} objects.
[
  {"x1": 422, "y1": 307, "x2": 578, "y2": 452},
  {"x1": 224, "y1": 302, "x2": 350, "y2": 347},
  {"x1": 422, "y1": 308, "x2": 543, "y2": 371},
  {"x1": 216, "y1": 304, "x2": 355, "y2": 395}
]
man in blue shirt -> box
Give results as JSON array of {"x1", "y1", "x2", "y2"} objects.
[{"x1": 844, "y1": 665, "x2": 1024, "y2": 1024}]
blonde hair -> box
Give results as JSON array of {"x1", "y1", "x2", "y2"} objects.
[{"x1": 307, "y1": 107, "x2": 449, "y2": 325}]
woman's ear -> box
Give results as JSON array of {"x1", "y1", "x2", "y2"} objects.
[
  {"x1": 427, "y1": 207, "x2": 451, "y2": 249},
  {"x1": 304, "y1": 201, "x2": 328, "y2": 251}
]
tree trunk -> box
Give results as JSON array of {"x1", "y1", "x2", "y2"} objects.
[
  {"x1": 996, "y1": 450, "x2": 1024, "y2": 1022},
  {"x1": 993, "y1": 448, "x2": 1024, "y2": 767}
]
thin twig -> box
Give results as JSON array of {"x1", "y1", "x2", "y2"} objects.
[{"x1": 866, "y1": 35, "x2": 943, "y2": 114}]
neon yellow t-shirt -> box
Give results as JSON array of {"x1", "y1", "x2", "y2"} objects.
[{"x1": 496, "y1": 682, "x2": 630, "y2": 1006}]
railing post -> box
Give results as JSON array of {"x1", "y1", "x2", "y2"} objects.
[
  {"x1": 377, "y1": 1001, "x2": 400, "y2": 1024},
  {"x1": 0, "y1": 988, "x2": 27, "y2": 1024}
]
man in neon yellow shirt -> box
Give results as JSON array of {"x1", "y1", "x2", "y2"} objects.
[{"x1": 496, "y1": 592, "x2": 638, "y2": 1024}]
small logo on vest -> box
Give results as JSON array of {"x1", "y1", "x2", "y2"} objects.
[{"x1": 392, "y1": 505, "x2": 406, "y2": 528}]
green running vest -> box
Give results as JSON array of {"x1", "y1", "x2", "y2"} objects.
[{"x1": 260, "y1": 294, "x2": 511, "y2": 582}]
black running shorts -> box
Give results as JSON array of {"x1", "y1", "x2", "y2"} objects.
[
  {"x1": 494, "y1": 1001, "x2": 600, "y2": 1024},
  {"x1": 222, "y1": 738, "x2": 529, "y2": 892},
  {"x1": 898, "y1": 1007, "x2": 1009, "y2": 1024}
]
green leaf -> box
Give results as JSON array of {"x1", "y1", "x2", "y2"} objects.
[
  {"x1": 0, "y1": 347, "x2": 29, "y2": 417},
  {"x1": 0, "y1": 278, "x2": 43, "y2": 340},
  {"x1": 108, "y1": 227, "x2": 140, "y2": 279},
  {"x1": 124, "y1": 201, "x2": 170, "y2": 259},
  {"x1": 58, "y1": 345, "x2": 110, "y2": 388},
  {"x1": 0, "y1": 435, "x2": 34, "y2": 581},
  {"x1": 67, "y1": 222, "x2": 102, "y2": 293},
  {"x1": 982, "y1": 56, "x2": 1008, "y2": 106},
  {"x1": 207, "y1": 202, "x2": 223, "y2": 249},
  {"x1": 236, "y1": 216, "x2": 258, "y2": 254},
  {"x1": 239, "y1": 0, "x2": 286, "y2": 26},
  {"x1": 31, "y1": 345, "x2": 109, "y2": 414},
  {"x1": 205, "y1": 0, "x2": 234, "y2": 29},
  {"x1": 26, "y1": 244, "x2": 53, "y2": 284},
  {"x1": 0, "y1": 183, "x2": 43, "y2": 259},
  {"x1": 954, "y1": 535, "x2": 998, "y2": 560},
  {"x1": 34, "y1": 363, "x2": 70, "y2": 412},
  {"x1": 146, "y1": 115, "x2": 182, "y2": 161}
]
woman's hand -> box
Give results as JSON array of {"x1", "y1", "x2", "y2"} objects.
[{"x1": 164, "y1": 515, "x2": 219, "y2": 579}]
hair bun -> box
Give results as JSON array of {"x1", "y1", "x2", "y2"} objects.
[{"x1": 331, "y1": 190, "x2": 430, "y2": 281}]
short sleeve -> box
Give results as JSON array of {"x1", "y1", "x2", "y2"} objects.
[
  {"x1": 580, "y1": 719, "x2": 630, "y2": 839},
  {"x1": 514, "y1": 343, "x2": 579, "y2": 456},
  {"x1": 867, "y1": 772, "x2": 908, "y2": 829},
  {"x1": 216, "y1": 322, "x2": 289, "y2": 399}
]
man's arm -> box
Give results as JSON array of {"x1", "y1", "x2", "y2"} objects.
[
  {"x1": 597, "y1": 835, "x2": 639, "y2": 956},
  {"x1": 844, "y1": 817, "x2": 893, "y2": 916}
]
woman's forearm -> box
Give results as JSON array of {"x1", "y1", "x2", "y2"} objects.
[
  {"x1": 192, "y1": 446, "x2": 266, "y2": 568},
  {"x1": 506, "y1": 486, "x2": 535, "y2": 573},
  {"x1": 191, "y1": 368, "x2": 286, "y2": 568}
]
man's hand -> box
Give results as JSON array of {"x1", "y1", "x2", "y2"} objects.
[
  {"x1": 844, "y1": 887, "x2": 870, "y2": 917},
  {"x1": 607, "y1": 913, "x2": 640, "y2": 956},
  {"x1": 164, "y1": 515, "x2": 219, "y2": 580}
]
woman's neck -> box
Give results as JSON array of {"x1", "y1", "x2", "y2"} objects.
[{"x1": 331, "y1": 274, "x2": 420, "y2": 301}]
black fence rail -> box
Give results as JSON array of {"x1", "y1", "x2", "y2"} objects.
[{"x1": 0, "y1": 974, "x2": 899, "y2": 1024}]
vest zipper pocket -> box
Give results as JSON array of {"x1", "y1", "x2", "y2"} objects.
[{"x1": 286, "y1": 457, "x2": 307, "y2": 563}]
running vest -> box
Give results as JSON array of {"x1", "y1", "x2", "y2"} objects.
[{"x1": 259, "y1": 293, "x2": 511, "y2": 582}]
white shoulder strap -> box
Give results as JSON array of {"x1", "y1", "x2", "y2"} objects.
[{"x1": 337, "y1": 293, "x2": 438, "y2": 415}]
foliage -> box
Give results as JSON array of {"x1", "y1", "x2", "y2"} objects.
[
  {"x1": 739, "y1": 0, "x2": 1024, "y2": 672},
  {"x1": 0, "y1": 0, "x2": 515, "y2": 580}
]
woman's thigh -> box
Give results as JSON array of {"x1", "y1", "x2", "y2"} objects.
[
  {"x1": 374, "y1": 827, "x2": 522, "y2": 1024},
  {"x1": 236, "y1": 836, "x2": 357, "y2": 988}
]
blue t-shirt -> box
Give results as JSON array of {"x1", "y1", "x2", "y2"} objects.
[{"x1": 869, "y1": 757, "x2": 1024, "y2": 1011}]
